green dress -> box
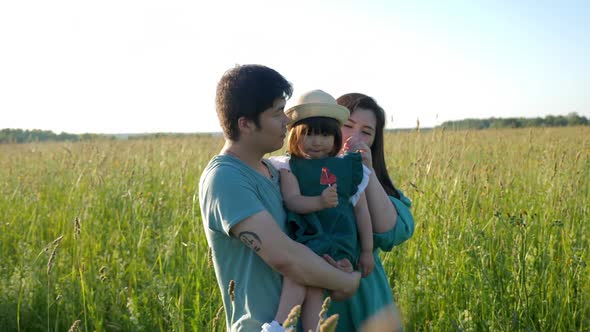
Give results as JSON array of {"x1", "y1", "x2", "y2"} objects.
[
  {"x1": 327, "y1": 191, "x2": 415, "y2": 331},
  {"x1": 288, "y1": 152, "x2": 364, "y2": 264}
]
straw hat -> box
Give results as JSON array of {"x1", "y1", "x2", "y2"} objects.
[{"x1": 285, "y1": 89, "x2": 350, "y2": 127}]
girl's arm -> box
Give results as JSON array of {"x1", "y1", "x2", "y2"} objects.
[
  {"x1": 280, "y1": 169, "x2": 338, "y2": 214},
  {"x1": 354, "y1": 192, "x2": 374, "y2": 277}
]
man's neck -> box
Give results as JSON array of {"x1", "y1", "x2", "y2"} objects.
[{"x1": 221, "y1": 140, "x2": 266, "y2": 171}]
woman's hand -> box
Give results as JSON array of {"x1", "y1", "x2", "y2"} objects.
[
  {"x1": 323, "y1": 254, "x2": 353, "y2": 273},
  {"x1": 343, "y1": 136, "x2": 373, "y2": 169}
]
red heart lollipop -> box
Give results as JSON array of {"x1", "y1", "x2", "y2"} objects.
[{"x1": 320, "y1": 167, "x2": 337, "y2": 186}]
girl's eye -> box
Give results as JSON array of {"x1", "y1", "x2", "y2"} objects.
[
  {"x1": 343, "y1": 124, "x2": 353, "y2": 128},
  {"x1": 363, "y1": 132, "x2": 372, "y2": 136}
]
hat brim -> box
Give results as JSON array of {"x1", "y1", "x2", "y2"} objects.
[{"x1": 286, "y1": 103, "x2": 350, "y2": 128}]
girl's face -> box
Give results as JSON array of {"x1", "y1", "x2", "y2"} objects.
[
  {"x1": 298, "y1": 132, "x2": 335, "y2": 159},
  {"x1": 341, "y1": 108, "x2": 377, "y2": 148}
]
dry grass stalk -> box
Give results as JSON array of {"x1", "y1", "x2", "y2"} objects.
[
  {"x1": 52, "y1": 235, "x2": 64, "y2": 246},
  {"x1": 211, "y1": 305, "x2": 224, "y2": 331},
  {"x1": 228, "y1": 280, "x2": 235, "y2": 301},
  {"x1": 283, "y1": 304, "x2": 301, "y2": 331},
  {"x1": 47, "y1": 244, "x2": 59, "y2": 275},
  {"x1": 319, "y1": 314, "x2": 338, "y2": 332},
  {"x1": 67, "y1": 319, "x2": 81, "y2": 332},
  {"x1": 317, "y1": 296, "x2": 332, "y2": 328},
  {"x1": 99, "y1": 265, "x2": 107, "y2": 282},
  {"x1": 74, "y1": 217, "x2": 81, "y2": 239}
]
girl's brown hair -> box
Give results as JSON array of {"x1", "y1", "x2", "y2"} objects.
[{"x1": 287, "y1": 117, "x2": 342, "y2": 158}]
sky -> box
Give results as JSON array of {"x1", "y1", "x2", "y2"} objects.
[{"x1": 1, "y1": 0, "x2": 589, "y2": 134}]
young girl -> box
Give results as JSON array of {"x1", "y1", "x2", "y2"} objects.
[{"x1": 263, "y1": 90, "x2": 374, "y2": 331}]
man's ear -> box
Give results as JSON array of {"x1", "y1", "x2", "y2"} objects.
[{"x1": 237, "y1": 116, "x2": 255, "y2": 135}]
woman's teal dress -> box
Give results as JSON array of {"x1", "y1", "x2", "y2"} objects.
[
  {"x1": 288, "y1": 153, "x2": 364, "y2": 264},
  {"x1": 327, "y1": 191, "x2": 415, "y2": 331}
]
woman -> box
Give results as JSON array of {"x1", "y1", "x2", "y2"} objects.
[{"x1": 326, "y1": 93, "x2": 415, "y2": 331}]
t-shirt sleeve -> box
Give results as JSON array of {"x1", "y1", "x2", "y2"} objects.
[
  {"x1": 373, "y1": 189, "x2": 415, "y2": 251},
  {"x1": 200, "y1": 164, "x2": 267, "y2": 236},
  {"x1": 267, "y1": 155, "x2": 291, "y2": 171}
]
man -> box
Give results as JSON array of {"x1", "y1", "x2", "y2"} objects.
[{"x1": 199, "y1": 64, "x2": 361, "y2": 331}]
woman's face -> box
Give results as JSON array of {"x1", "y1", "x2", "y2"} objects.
[{"x1": 341, "y1": 108, "x2": 377, "y2": 148}]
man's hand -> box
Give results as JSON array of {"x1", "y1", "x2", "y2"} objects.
[
  {"x1": 358, "y1": 251, "x2": 374, "y2": 277},
  {"x1": 320, "y1": 184, "x2": 338, "y2": 209}
]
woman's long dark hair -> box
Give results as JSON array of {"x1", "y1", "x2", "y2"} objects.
[{"x1": 337, "y1": 93, "x2": 401, "y2": 199}]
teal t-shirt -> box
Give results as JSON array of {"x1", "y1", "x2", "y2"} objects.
[{"x1": 199, "y1": 154, "x2": 287, "y2": 331}]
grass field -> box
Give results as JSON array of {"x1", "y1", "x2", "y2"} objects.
[{"x1": 0, "y1": 127, "x2": 588, "y2": 331}]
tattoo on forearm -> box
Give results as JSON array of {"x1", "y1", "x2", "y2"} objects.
[{"x1": 238, "y1": 231, "x2": 262, "y2": 252}]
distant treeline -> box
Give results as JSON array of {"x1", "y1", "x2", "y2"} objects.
[
  {"x1": 124, "y1": 132, "x2": 208, "y2": 140},
  {"x1": 0, "y1": 128, "x2": 111, "y2": 144},
  {"x1": 0, "y1": 129, "x2": 217, "y2": 144},
  {"x1": 3, "y1": 112, "x2": 588, "y2": 143},
  {"x1": 439, "y1": 112, "x2": 588, "y2": 130}
]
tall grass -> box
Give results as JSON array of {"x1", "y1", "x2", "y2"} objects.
[
  {"x1": 385, "y1": 127, "x2": 589, "y2": 331},
  {"x1": 0, "y1": 127, "x2": 588, "y2": 331}
]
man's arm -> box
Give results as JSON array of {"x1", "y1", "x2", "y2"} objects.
[
  {"x1": 230, "y1": 210, "x2": 360, "y2": 296},
  {"x1": 279, "y1": 169, "x2": 338, "y2": 214}
]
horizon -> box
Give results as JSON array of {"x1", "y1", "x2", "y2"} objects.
[
  {"x1": 1, "y1": 0, "x2": 589, "y2": 134},
  {"x1": 3, "y1": 111, "x2": 586, "y2": 136}
]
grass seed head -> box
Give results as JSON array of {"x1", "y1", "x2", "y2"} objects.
[
  {"x1": 67, "y1": 320, "x2": 81, "y2": 332},
  {"x1": 319, "y1": 314, "x2": 338, "y2": 332},
  {"x1": 74, "y1": 217, "x2": 81, "y2": 239},
  {"x1": 228, "y1": 279, "x2": 235, "y2": 301},
  {"x1": 47, "y1": 244, "x2": 59, "y2": 275},
  {"x1": 52, "y1": 235, "x2": 64, "y2": 246},
  {"x1": 212, "y1": 305, "x2": 224, "y2": 331},
  {"x1": 283, "y1": 304, "x2": 301, "y2": 330},
  {"x1": 317, "y1": 296, "x2": 332, "y2": 326},
  {"x1": 99, "y1": 266, "x2": 108, "y2": 282}
]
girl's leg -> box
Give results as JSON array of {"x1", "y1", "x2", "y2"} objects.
[
  {"x1": 275, "y1": 277, "x2": 307, "y2": 323},
  {"x1": 301, "y1": 287, "x2": 325, "y2": 331}
]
